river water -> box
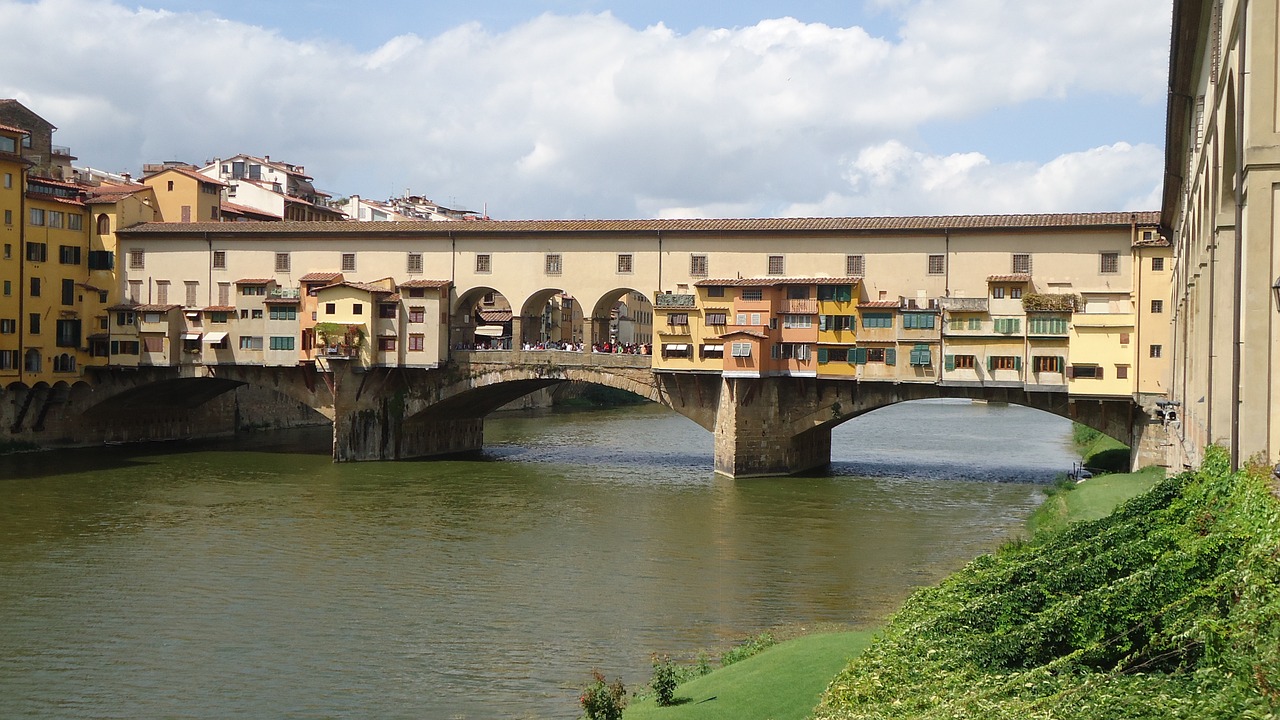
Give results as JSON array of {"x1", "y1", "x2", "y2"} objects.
[{"x1": 0, "y1": 399, "x2": 1075, "y2": 719}]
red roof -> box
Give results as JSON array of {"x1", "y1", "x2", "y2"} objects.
[
  {"x1": 300, "y1": 271, "x2": 342, "y2": 282},
  {"x1": 316, "y1": 281, "x2": 394, "y2": 294},
  {"x1": 858, "y1": 300, "x2": 900, "y2": 308},
  {"x1": 84, "y1": 183, "x2": 150, "y2": 204},
  {"x1": 0, "y1": 123, "x2": 29, "y2": 135},
  {"x1": 717, "y1": 330, "x2": 769, "y2": 339},
  {"x1": 234, "y1": 278, "x2": 273, "y2": 285},
  {"x1": 145, "y1": 165, "x2": 227, "y2": 187},
  {"x1": 398, "y1": 279, "x2": 452, "y2": 289},
  {"x1": 201, "y1": 305, "x2": 236, "y2": 312},
  {"x1": 134, "y1": 304, "x2": 181, "y2": 312},
  {"x1": 478, "y1": 309, "x2": 513, "y2": 323},
  {"x1": 696, "y1": 276, "x2": 862, "y2": 287}
]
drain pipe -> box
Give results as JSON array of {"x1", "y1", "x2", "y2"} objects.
[{"x1": 1229, "y1": 0, "x2": 1247, "y2": 470}]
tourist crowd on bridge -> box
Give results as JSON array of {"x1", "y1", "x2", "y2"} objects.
[{"x1": 452, "y1": 340, "x2": 651, "y2": 355}]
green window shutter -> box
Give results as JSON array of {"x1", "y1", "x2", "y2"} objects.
[
  {"x1": 987, "y1": 356, "x2": 996, "y2": 371},
  {"x1": 819, "y1": 315, "x2": 828, "y2": 331},
  {"x1": 969, "y1": 317, "x2": 981, "y2": 330},
  {"x1": 818, "y1": 348, "x2": 828, "y2": 364},
  {"x1": 945, "y1": 354, "x2": 955, "y2": 371},
  {"x1": 854, "y1": 347, "x2": 868, "y2": 364},
  {"x1": 1015, "y1": 356, "x2": 1022, "y2": 371},
  {"x1": 885, "y1": 348, "x2": 896, "y2": 366},
  {"x1": 1012, "y1": 318, "x2": 1021, "y2": 333},
  {"x1": 1058, "y1": 356, "x2": 1066, "y2": 373}
]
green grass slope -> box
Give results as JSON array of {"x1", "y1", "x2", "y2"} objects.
[
  {"x1": 1027, "y1": 467, "x2": 1165, "y2": 536},
  {"x1": 624, "y1": 631, "x2": 876, "y2": 720},
  {"x1": 813, "y1": 446, "x2": 1280, "y2": 720}
]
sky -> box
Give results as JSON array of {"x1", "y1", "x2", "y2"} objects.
[{"x1": 0, "y1": 0, "x2": 1173, "y2": 220}]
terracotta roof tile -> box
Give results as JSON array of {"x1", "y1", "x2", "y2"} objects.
[
  {"x1": 221, "y1": 201, "x2": 282, "y2": 219},
  {"x1": 696, "y1": 276, "x2": 862, "y2": 287},
  {"x1": 300, "y1": 271, "x2": 342, "y2": 282},
  {"x1": 987, "y1": 274, "x2": 1032, "y2": 283},
  {"x1": 144, "y1": 165, "x2": 227, "y2": 187},
  {"x1": 397, "y1": 279, "x2": 451, "y2": 288},
  {"x1": 717, "y1": 330, "x2": 769, "y2": 339},
  {"x1": 317, "y1": 281, "x2": 394, "y2": 294},
  {"x1": 858, "y1": 300, "x2": 901, "y2": 308},
  {"x1": 117, "y1": 212, "x2": 1163, "y2": 237},
  {"x1": 478, "y1": 309, "x2": 513, "y2": 323},
  {"x1": 0, "y1": 123, "x2": 29, "y2": 135},
  {"x1": 201, "y1": 305, "x2": 236, "y2": 312},
  {"x1": 84, "y1": 183, "x2": 150, "y2": 204},
  {"x1": 134, "y1": 304, "x2": 181, "y2": 312},
  {"x1": 234, "y1": 278, "x2": 273, "y2": 285}
]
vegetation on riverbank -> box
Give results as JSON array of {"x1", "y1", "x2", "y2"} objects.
[
  {"x1": 1071, "y1": 422, "x2": 1130, "y2": 472},
  {"x1": 813, "y1": 446, "x2": 1280, "y2": 719},
  {"x1": 1025, "y1": 467, "x2": 1164, "y2": 536}
]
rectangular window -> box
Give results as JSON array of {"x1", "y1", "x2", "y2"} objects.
[
  {"x1": 379, "y1": 304, "x2": 397, "y2": 319},
  {"x1": 1151, "y1": 257, "x2": 1165, "y2": 272},
  {"x1": 952, "y1": 354, "x2": 975, "y2": 370},
  {"x1": 269, "y1": 336, "x2": 296, "y2": 351},
  {"x1": 1150, "y1": 344, "x2": 1163, "y2": 358},
  {"x1": 1033, "y1": 356, "x2": 1064, "y2": 373},
  {"x1": 705, "y1": 286, "x2": 725, "y2": 298},
  {"x1": 58, "y1": 245, "x2": 81, "y2": 265},
  {"x1": 376, "y1": 337, "x2": 396, "y2": 351},
  {"x1": 1116, "y1": 365, "x2": 1129, "y2": 379},
  {"x1": 239, "y1": 336, "x2": 263, "y2": 350},
  {"x1": 1011, "y1": 287, "x2": 1022, "y2": 299},
  {"x1": 782, "y1": 314, "x2": 813, "y2": 329},
  {"x1": 30, "y1": 208, "x2": 44, "y2": 226},
  {"x1": 617, "y1": 254, "x2": 633, "y2": 274},
  {"x1": 928, "y1": 254, "x2": 945, "y2": 275},
  {"x1": 341, "y1": 253, "x2": 357, "y2": 272},
  {"x1": 1029, "y1": 316, "x2": 1069, "y2": 334},
  {"x1": 690, "y1": 254, "x2": 708, "y2": 277},
  {"x1": 407, "y1": 253, "x2": 423, "y2": 274},
  {"x1": 731, "y1": 342, "x2": 752, "y2": 357},
  {"x1": 68, "y1": 213, "x2": 82, "y2": 231},
  {"x1": 0, "y1": 319, "x2": 13, "y2": 333},
  {"x1": 62, "y1": 279, "x2": 75, "y2": 306},
  {"x1": 705, "y1": 312, "x2": 727, "y2": 326},
  {"x1": 128, "y1": 249, "x2": 144, "y2": 269},
  {"x1": 787, "y1": 285, "x2": 809, "y2": 300},
  {"x1": 116, "y1": 311, "x2": 134, "y2": 326},
  {"x1": 767, "y1": 255, "x2": 784, "y2": 275},
  {"x1": 901, "y1": 313, "x2": 935, "y2": 329},
  {"x1": 1100, "y1": 252, "x2": 1119, "y2": 274},
  {"x1": 47, "y1": 211, "x2": 63, "y2": 229},
  {"x1": 993, "y1": 318, "x2": 1022, "y2": 334},
  {"x1": 545, "y1": 253, "x2": 562, "y2": 275},
  {"x1": 154, "y1": 280, "x2": 168, "y2": 305},
  {"x1": 186, "y1": 282, "x2": 199, "y2": 306},
  {"x1": 210, "y1": 312, "x2": 228, "y2": 323},
  {"x1": 4, "y1": 210, "x2": 10, "y2": 225},
  {"x1": 1120, "y1": 332, "x2": 1130, "y2": 345},
  {"x1": 218, "y1": 283, "x2": 230, "y2": 305},
  {"x1": 1012, "y1": 253, "x2": 1032, "y2": 274},
  {"x1": 991, "y1": 286, "x2": 1005, "y2": 299},
  {"x1": 143, "y1": 335, "x2": 163, "y2": 353},
  {"x1": 409, "y1": 334, "x2": 425, "y2": 351},
  {"x1": 1071, "y1": 365, "x2": 1102, "y2": 379},
  {"x1": 2, "y1": 280, "x2": 8, "y2": 296},
  {"x1": 846, "y1": 254, "x2": 865, "y2": 277},
  {"x1": 817, "y1": 285, "x2": 853, "y2": 302},
  {"x1": 240, "y1": 285, "x2": 265, "y2": 296},
  {"x1": 751, "y1": 313, "x2": 762, "y2": 326},
  {"x1": 352, "y1": 303, "x2": 363, "y2": 315},
  {"x1": 212, "y1": 250, "x2": 227, "y2": 269},
  {"x1": 324, "y1": 302, "x2": 336, "y2": 315},
  {"x1": 408, "y1": 307, "x2": 425, "y2": 323},
  {"x1": 268, "y1": 306, "x2": 298, "y2": 321},
  {"x1": 861, "y1": 313, "x2": 893, "y2": 329},
  {"x1": 741, "y1": 288, "x2": 763, "y2": 301},
  {"x1": 667, "y1": 313, "x2": 689, "y2": 326},
  {"x1": 274, "y1": 253, "x2": 290, "y2": 273},
  {"x1": 909, "y1": 344, "x2": 931, "y2": 366},
  {"x1": 991, "y1": 355, "x2": 1019, "y2": 371},
  {"x1": 1151, "y1": 299, "x2": 1163, "y2": 313},
  {"x1": 87, "y1": 250, "x2": 114, "y2": 269},
  {"x1": 29, "y1": 313, "x2": 40, "y2": 335},
  {"x1": 29, "y1": 277, "x2": 40, "y2": 297},
  {"x1": 475, "y1": 254, "x2": 491, "y2": 273},
  {"x1": 25, "y1": 242, "x2": 47, "y2": 262}
]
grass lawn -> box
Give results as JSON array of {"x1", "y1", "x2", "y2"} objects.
[
  {"x1": 1025, "y1": 465, "x2": 1165, "y2": 536},
  {"x1": 624, "y1": 631, "x2": 877, "y2": 720}
]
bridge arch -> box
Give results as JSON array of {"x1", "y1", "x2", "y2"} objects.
[
  {"x1": 516, "y1": 287, "x2": 582, "y2": 347},
  {"x1": 587, "y1": 287, "x2": 654, "y2": 348},
  {"x1": 452, "y1": 285, "x2": 514, "y2": 349}
]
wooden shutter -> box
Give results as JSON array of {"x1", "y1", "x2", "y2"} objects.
[
  {"x1": 1058, "y1": 356, "x2": 1066, "y2": 374},
  {"x1": 987, "y1": 356, "x2": 995, "y2": 371},
  {"x1": 1014, "y1": 356, "x2": 1022, "y2": 372},
  {"x1": 817, "y1": 347, "x2": 828, "y2": 364},
  {"x1": 1066, "y1": 365, "x2": 1075, "y2": 379},
  {"x1": 854, "y1": 347, "x2": 868, "y2": 364},
  {"x1": 885, "y1": 348, "x2": 896, "y2": 366},
  {"x1": 945, "y1": 354, "x2": 955, "y2": 371}
]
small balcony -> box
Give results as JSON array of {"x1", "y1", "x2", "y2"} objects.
[
  {"x1": 655, "y1": 293, "x2": 696, "y2": 309},
  {"x1": 940, "y1": 297, "x2": 989, "y2": 313},
  {"x1": 781, "y1": 298, "x2": 818, "y2": 314}
]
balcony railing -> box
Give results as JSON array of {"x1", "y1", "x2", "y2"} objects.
[
  {"x1": 782, "y1": 298, "x2": 818, "y2": 314},
  {"x1": 939, "y1": 297, "x2": 989, "y2": 312},
  {"x1": 655, "y1": 293, "x2": 696, "y2": 308},
  {"x1": 270, "y1": 288, "x2": 301, "y2": 299}
]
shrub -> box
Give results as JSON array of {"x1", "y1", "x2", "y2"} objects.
[
  {"x1": 722, "y1": 632, "x2": 776, "y2": 666},
  {"x1": 651, "y1": 654, "x2": 679, "y2": 706},
  {"x1": 579, "y1": 670, "x2": 626, "y2": 720}
]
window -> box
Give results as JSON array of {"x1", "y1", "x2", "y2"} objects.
[
  {"x1": 1100, "y1": 252, "x2": 1119, "y2": 274},
  {"x1": 948, "y1": 354, "x2": 976, "y2": 370},
  {"x1": 341, "y1": 253, "x2": 357, "y2": 272},
  {"x1": 212, "y1": 250, "x2": 227, "y2": 269},
  {"x1": 818, "y1": 285, "x2": 853, "y2": 302},
  {"x1": 0, "y1": 350, "x2": 16, "y2": 369},
  {"x1": 782, "y1": 314, "x2": 812, "y2": 329},
  {"x1": 408, "y1": 334, "x2": 425, "y2": 351},
  {"x1": 901, "y1": 313, "x2": 935, "y2": 329},
  {"x1": 269, "y1": 336, "x2": 296, "y2": 351},
  {"x1": 819, "y1": 314, "x2": 854, "y2": 331},
  {"x1": 378, "y1": 337, "x2": 396, "y2": 351},
  {"x1": 274, "y1": 253, "x2": 290, "y2": 273},
  {"x1": 3, "y1": 210, "x2": 10, "y2": 225},
  {"x1": 862, "y1": 313, "x2": 893, "y2": 329},
  {"x1": 928, "y1": 254, "x2": 945, "y2": 275},
  {"x1": 68, "y1": 214, "x2": 82, "y2": 231},
  {"x1": 185, "y1": 282, "x2": 199, "y2": 306},
  {"x1": 992, "y1": 286, "x2": 1005, "y2": 299},
  {"x1": 240, "y1": 336, "x2": 263, "y2": 350},
  {"x1": 218, "y1": 283, "x2": 230, "y2": 305},
  {"x1": 909, "y1": 344, "x2": 931, "y2": 366},
  {"x1": 142, "y1": 335, "x2": 164, "y2": 353},
  {"x1": 705, "y1": 286, "x2": 725, "y2": 298},
  {"x1": 751, "y1": 313, "x2": 762, "y2": 325},
  {"x1": 1120, "y1": 333, "x2": 1130, "y2": 345},
  {"x1": 408, "y1": 307, "x2": 425, "y2": 323},
  {"x1": 1012, "y1": 253, "x2": 1031, "y2": 274},
  {"x1": 1033, "y1": 356, "x2": 1063, "y2": 373},
  {"x1": 2, "y1": 280, "x2": 8, "y2": 296},
  {"x1": 324, "y1": 302, "x2": 336, "y2": 314},
  {"x1": 1151, "y1": 257, "x2": 1165, "y2": 271},
  {"x1": 667, "y1": 313, "x2": 689, "y2": 326},
  {"x1": 29, "y1": 277, "x2": 40, "y2": 297},
  {"x1": 0, "y1": 319, "x2": 14, "y2": 333},
  {"x1": 1029, "y1": 316, "x2": 1068, "y2": 334},
  {"x1": 990, "y1": 355, "x2": 1020, "y2": 371},
  {"x1": 28, "y1": 313, "x2": 40, "y2": 335},
  {"x1": 475, "y1": 254, "x2": 491, "y2": 273},
  {"x1": 23, "y1": 349, "x2": 40, "y2": 372},
  {"x1": 818, "y1": 347, "x2": 850, "y2": 363},
  {"x1": 846, "y1": 254, "x2": 865, "y2": 277},
  {"x1": 731, "y1": 342, "x2": 752, "y2": 357},
  {"x1": 617, "y1": 254, "x2": 633, "y2": 274},
  {"x1": 787, "y1": 285, "x2": 809, "y2": 300},
  {"x1": 128, "y1": 249, "x2": 144, "y2": 269},
  {"x1": 993, "y1": 318, "x2": 1021, "y2": 334},
  {"x1": 269, "y1": 306, "x2": 297, "y2": 321},
  {"x1": 25, "y1": 242, "x2": 47, "y2": 262},
  {"x1": 705, "y1": 312, "x2": 727, "y2": 326},
  {"x1": 379, "y1": 304, "x2": 397, "y2": 319},
  {"x1": 59, "y1": 278, "x2": 75, "y2": 306},
  {"x1": 545, "y1": 253, "x2": 562, "y2": 275},
  {"x1": 741, "y1": 288, "x2": 763, "y2": 301},
  {"x1": 47, "y1": 211, "x2": 63, "y2": 229},
  {"x1": 690, "y1": 254, "x2": 708, "y2": 277},
  {"x1": 407, "y1": 253, "x2": 423, "y2": 274},
  {"x1": 154, "y1": 280, "x2": 169, "y2": 305},
  {"x1": 96, "y1": 214, "x2": 110, "y2": 235},
  {"x1": 58, "y1": 245, "x2": 81, "y2": 265},
  {"x1": 1011, "y1": 287, "x2": 1022, "y2": 299},
  {"x1": 771, "y1": 343, "x2": 812, "y2": 361},
  {"x1": 1116, "y1": 365, "x2": 1130, "y2": 379},
  {"x1": 767, "y1": 255, "x2": 784, "y2": 275},
  {"x1": 408, "y1": 288, "x2": 425, "y2": 298},
  {"x1": 1071, "y1": 365, "x2": 1102, "y2": 379},
  {"x1": 210, "y1": 312, "x2": 228, "y2": 323},
  {"x1": 166, "y1": 180, "x2": 174, "y2": 191},
  {"x1": 1150, "y1": 344, "x2": 1163, "y2": 358},
  {"x1": 1, "y1": 171, "x2": 9, "y2": 185},
  {"x1": 1151, "y1": 299, "x2": 1164, "y2": 314},
  {"x1": 116, "y1": 311, "x2": 135, "y2": 326},
  {"x1": 662, "y1": 344, "x2": 691, "y2": 358},
  {"x1": 352, "y1": 303, "x2": 363, "y2": 315},
  {"x1": 30, "y1": 208, "x2": 44, "y2": 226},
  {"x1": 865, "y1": 347, "x2": 886, "y2": 363}
]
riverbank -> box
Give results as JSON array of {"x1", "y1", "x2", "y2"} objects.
[{"x1": 625, "y1": 449, "x2": 1277, "y2": 720}]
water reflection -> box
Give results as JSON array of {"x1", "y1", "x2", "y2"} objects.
[{"x1": 0, "y1": 399, "x2": 1075, "y2": 718}]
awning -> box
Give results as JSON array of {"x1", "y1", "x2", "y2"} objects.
[
  {"x1": 184, "y1": 311, "x2": 200, "y2": 319},
  {"x1": 474, "y1": 325, "x2": 505, "y2": 337},
  {"x1": 204, "y1": 331, "x2": 228, "y2": 343},
  {"x1": 702, "y1": 344, "x2": 724, "y2": 352},
  {"x1": 180, "y1": 332, "x2": 202, "y2": 340},
  {"x1": 664, "y1": 343, "x2": 688, "y2": 351}
]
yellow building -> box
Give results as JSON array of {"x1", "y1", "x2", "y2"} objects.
[
  {"x1": 141, "y1": 164, "x2": 225, "y2": 223},
  {"x1": 22, "y1": 175, "x2": 91, "y2": 383},
  {"x1": 0, "y1": 122, "x2": 26, "y2": 380}
]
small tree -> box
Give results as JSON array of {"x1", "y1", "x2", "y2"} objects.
[
  {"x1": 579, "y1": 670, "x2": 626, "y2": 720},
  {"x1": 651, "y1": 654, "x2": 679, "y2": 706}
]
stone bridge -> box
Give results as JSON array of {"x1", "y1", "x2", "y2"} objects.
[{"x1": 2, "y1": 350, "x2": 1163, "y2": 477}]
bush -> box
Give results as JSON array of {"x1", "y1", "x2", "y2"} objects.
[
  {"x1": 579, "y1": 670, "x2": 626, "y2": 720},
  {"x1": 651, "y1": 654, "x2": 679, "y2": 706},
  {"x1": 722, "y1": 632, "x2": 776, "y2": 666}
]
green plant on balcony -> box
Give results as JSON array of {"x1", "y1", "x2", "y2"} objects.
[
  {"x1": 314, "y1": 322, "x2": 365, "y2": 355},
  {"x1": 1022, "y1": 292, "x2": 1082, "y2": 313}
]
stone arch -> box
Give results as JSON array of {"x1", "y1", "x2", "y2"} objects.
[
  {"x1": 517, "y1": 287, "x2": 583, "y2": 347},
  {"x1": 587, "y1": 287, "x2": 655, "y2": 349},
  {"x1": 1219, "y1": 75, "x2": 1237, "y2": 216}
]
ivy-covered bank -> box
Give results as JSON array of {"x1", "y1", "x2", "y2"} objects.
[{"x1": 813, "y1": 446, "x2": 1280, "y2": 720}]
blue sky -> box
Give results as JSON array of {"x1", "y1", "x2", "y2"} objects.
[{"x1": 0, "y1": 0, "x2": 1172, "y2": 218}]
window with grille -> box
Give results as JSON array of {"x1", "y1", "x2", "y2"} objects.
[
  {"x1": 690, "y1": 254, "x2": 708, "y2": 277},
  {"x1": 407, "y1": 253, "x2": 423, "y2": 274},
  {"x1": 1100, "y1": 252, "x2": 1119, "y2": 274},
  {"x1": 128, "y1": 249, "x2": 144, "y2": 269},
  {"x1": 767, "y1": 255, "x2": 785, "y2": 275},
  {"x1": 275, "y1": 253, "x2": 290, "y2": 273},
  {"x1": 409, "y1": 307, "x2": 425, "y2": 323},
  {"x1": 741, "y1": 288, "x2": 763, "y2": 301},
  {"x1": 705, "y1": 312, "x2": 727, "y2": 326},
  {"x1": 341, "y1": 253, "x2": 357, "y2": 272},
  {"x1": 1151, "y1": 299, "x2": 1163, "y2": 314},
  {"x1": 409, "y1": 334, "x2": 425, "y2": 351},
  {"x1": 846, "y1": 255, "x2": 865, "y2": 277},
  {"x1": 617, "y1": 254, "x2": 632, "y2": 274},
  {"x1": 927, "y1": 254, "x2": 945, "y2": 275},
  {"x1": 475, "y1": 254, "x2": 491, "y2": 273},
  {"x1": 667, "y1": 313, "x2": 689, "y2": 326},
  {"x1": 1150, "y1": 344, "x2": 1163, "y2": 358},
  {"x1": 545, "y1": 254, "x2": 562, "y2": 275},
  {"x1": 212, "y1": 251, "x2": 226, "y2": 269},
  {"x1": 1012, "y1": 254, "x2": 1031, "y2": 274},
  {"x1": 1151, "y1": 257, "x2": 1165, "y2": 271}
]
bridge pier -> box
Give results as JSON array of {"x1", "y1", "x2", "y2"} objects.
[
  {"x1": 334, "y1": 404, "x2": 483, "y2": 461},
  {"x1": 713, "y1": 377, "x2": 832, "y2": 478}
]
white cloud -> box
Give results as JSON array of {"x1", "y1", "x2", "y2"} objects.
[{"x1": 0, "y1": 0, "x2": 1171, "y2": 218}]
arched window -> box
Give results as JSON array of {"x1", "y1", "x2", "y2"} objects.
[
  {"x1": 24, "y1": 349, "x2": 40, "y2": 372},
  {"x1": 53, "y1": 353, "x2": 76, "y2": 373},
  {"x1": 96, "y1": 213, "x2": 110, "y2": 235}
]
